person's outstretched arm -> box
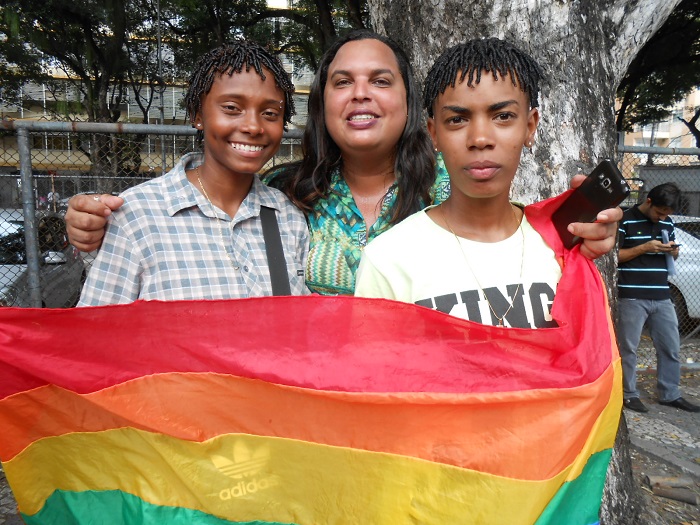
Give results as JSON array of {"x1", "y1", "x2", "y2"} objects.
[
  {"x1": 65, "y1": 194, "x2": 124, "y2": 252},
  {"x1": 567, "y1": 174, "x2": 623, "y2": 260}
]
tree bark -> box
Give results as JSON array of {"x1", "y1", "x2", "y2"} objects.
[
  {"x1": 346, "y1": 0, "x2": 367, "y2": 29},
  {"x1": 365, "y1": 1, "x2": 683, "y2": 523},
  {"x1": 368, "y1": 0, "x2": 680, "y2": 201},
  {"x1": 314, "y1": 0, "x2": 338, "y2": 52}
]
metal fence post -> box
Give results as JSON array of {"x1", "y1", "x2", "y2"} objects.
[{"x1": 17, "y1": 127, "x2": 43, "y2": 307}]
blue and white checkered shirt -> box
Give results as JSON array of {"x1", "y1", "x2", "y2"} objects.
[{"x1": 79, "y1": 152, "x2": 309, "y2": 305}]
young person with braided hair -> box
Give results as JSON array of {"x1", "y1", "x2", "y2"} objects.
[
  {"x1": 355, "y1": 38, "x2": 605, "y2": 328},
  {"x1": 355, "y1": 40, "x2": 622, "y2": 523},
  {"x1": 78, "y1": 41, "x2": 309, "y2": 305},
  {"x1": 69, "y1": 31, "x2": 621, "y2": 299}
]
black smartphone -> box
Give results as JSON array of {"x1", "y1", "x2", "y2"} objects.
[{"x1": 552, "y1": 159, "x2": 630, "y2": 249}]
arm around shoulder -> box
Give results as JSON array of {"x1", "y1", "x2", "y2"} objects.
[
  {"x1": 66, "y1": 193, "x2": 125, "y2": 252},
  {"x1": 77, "y1": 211, "x2": 142, "y2": 306}
]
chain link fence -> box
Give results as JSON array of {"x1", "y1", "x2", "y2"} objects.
[
  {"x1": 0, "y1": 121, "x2": 302, "y2": 308},
  {"x1": 618, "y1": 145, "x2": 700, "y2": 369}
]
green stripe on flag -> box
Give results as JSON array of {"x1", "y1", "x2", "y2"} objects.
[
  {"x1": 22, "y1": 489, "x2": 295, "y2": 525},
  {"x1": 535, "y1": 449, "x2": 612, "y2": 525}
]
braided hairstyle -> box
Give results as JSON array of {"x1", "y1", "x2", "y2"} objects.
[
  {"x1": 423, "y1": 38, "x2": 543, "y2": 116},
  {"x1": 184, "y1": 40, "x2": 296, "y2": 139}
]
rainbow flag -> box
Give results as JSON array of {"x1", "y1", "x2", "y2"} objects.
[{"x1": 0, "y1": 199, "x2": 621, "y2": 525}]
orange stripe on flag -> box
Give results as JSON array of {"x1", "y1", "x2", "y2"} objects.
[{"x1": 0, "y1": 364, "x2": 615, "y2": 480}]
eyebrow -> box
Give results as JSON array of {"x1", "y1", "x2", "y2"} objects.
[
  {"x1": 330, "y1": 68, "x2": 396, "y2": 79},
  {"x1": 440, "y1": 100, "x2": 520, "y2": 113},
  {"x1": 214, "y1": 93, "x2": 283, "y2": 106}
]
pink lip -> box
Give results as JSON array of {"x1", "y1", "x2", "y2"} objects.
[
  {"x1": 465, "y1": 162, "x2": 499, "y2": 180},
  {"x1": 345, "y1": 109, "x2": 380, "y2": 129}
]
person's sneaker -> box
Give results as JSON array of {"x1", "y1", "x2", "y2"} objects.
[
  {"x1": 659, "y1": 397, "x2": 700, "y2": 412},
  {"x1": 623, "y1": 397, "x2": 649, "y2": 413}
]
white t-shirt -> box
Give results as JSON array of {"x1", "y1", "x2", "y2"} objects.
[{"x1": 355, "y1": 209, "x2": 562, "y2": 328}]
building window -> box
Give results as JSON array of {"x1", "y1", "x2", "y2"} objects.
[{"x1": 32, "y1": 133, "x2": 71, "y2": 151}]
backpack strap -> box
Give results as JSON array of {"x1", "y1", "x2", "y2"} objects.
[{"x1": 260, "y1": 206, "x2": 292, "y2": 296}]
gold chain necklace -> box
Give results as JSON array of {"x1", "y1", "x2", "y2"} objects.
[
  {"x1": 441, "y1": 204, "x2": 525, "y2": 327},
  {"x1": 196, "y1": 166, "x2": 240, "y2": 270}
]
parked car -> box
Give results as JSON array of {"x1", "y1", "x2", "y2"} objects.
[
  {"x1": 669, "y1": 216, "x2": 700, "y2": 334},
  {"x1": 0, "y1": 214, "x2": 86, "y2": 308}
]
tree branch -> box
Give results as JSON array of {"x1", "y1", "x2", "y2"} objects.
[
  {"x1": 609, "y1": 0, "x2": 683, "y2": 83},
  {"x1": 244, "y1": 8, "x2": 315, "y2": 29}
]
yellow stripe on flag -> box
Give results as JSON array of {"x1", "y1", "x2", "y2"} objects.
[
  {"x1": 564, "y1": 358, "x2": 622, "y2": 481},
  {"x1": 7, "y1": 417, "x2": 615, "y2": 525}
]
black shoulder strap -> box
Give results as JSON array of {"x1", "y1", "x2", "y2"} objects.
[{"x1": 260, "y1": 206, "x2": 291, "y2": 296}]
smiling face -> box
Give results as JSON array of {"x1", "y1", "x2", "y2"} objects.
[
  {"x1": 323, "y1": 38, "x2": 408, "y2": 160},
  {"x1": 428, "y1": 72, "x2": 538, "y2": 203},
  {"x1": 193, "y1": 67, "x2": 285, "y2": 177}
]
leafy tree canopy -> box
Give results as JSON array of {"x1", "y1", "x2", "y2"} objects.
[
  {"x1": 0, "y1": 0, "x2": 171, "y2": 122},
  {"x1": 616, "y1": 0, "x2": 700, "y2": 134},
  {"x1": 0, "y1": 0, "x2": 368, "y2": 122},
  {"x1": 158, "y1": 0, "x2": 368, "y2": 73}
]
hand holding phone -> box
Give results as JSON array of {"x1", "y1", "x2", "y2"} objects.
[{"x1": 552, "y1": 159, "x2": 630, "y2": 249}]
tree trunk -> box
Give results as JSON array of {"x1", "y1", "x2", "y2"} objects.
[
  {"x1": 600, "y1": 416, "x2": 647, "y2": 524},
  {"x1": 368, "y1": 0, "x2": 680, "y2": 200},
  {"x1": 314, "y1": 0, "x2": 338, "y2": 52},
  {"x1": 365, "y1": 1, "x2": 683, "y2": 523}
]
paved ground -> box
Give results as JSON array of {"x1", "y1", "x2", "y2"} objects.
[
  {"x1": 625, "y1": 367, "x2": 700, "y2": 524},
  {"x1": 627, "y1": 369, "x2": 700, "y2": 477},
  {"x1": 637, "y1": 331, "x2": 700, "y2": 370},
  {"x1": 2, "y1": 370, "x2": 699, "y2": 524}
]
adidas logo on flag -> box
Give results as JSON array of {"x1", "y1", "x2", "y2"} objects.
[
  {"x1": 211, "y1": 440, "x2": 279, "y2": 501},
  {"x1": 211, "y1": 440, "x2": 269, "y2": 480}
]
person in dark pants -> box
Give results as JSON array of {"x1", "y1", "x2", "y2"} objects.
[{"x1": 617, "y1": 182, "x2": 699, "y2": 413}]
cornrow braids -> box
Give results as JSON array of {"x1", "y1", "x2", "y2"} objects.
[
  {"x1": 423, "y1": 38, "x2": 543, "y2": 117},
  {"x1": 184, "y1": 40, "x2": 295, "y2": 132}
]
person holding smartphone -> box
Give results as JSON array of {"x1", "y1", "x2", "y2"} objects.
[
  {"x1": 355, "y1": 38, "x2": 584, "y2": 329},
  {"x1": 617, "y1": 183, "x2": 699, "y2": 413}
]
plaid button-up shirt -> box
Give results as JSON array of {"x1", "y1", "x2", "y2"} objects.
[{"x1": 79, "y1": 153, "x2": 309, "y2": 305}]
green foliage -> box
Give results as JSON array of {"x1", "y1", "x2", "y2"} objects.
[
  {"x1": 0, "y1": 0, "x2": 369, "y2": 123},
  {"x1": 159, "y1": 0, "x2": 368, "y2": 74},
  {"x1": 1, "y1": 0, "x2": 133, "y2": 121},
  {"x1": 0, "y1": 9, "x2": 50, "y2": 103},
  {"x1": 622, "y1": 65, "x2": 699, "y2": 130},
  {"x1": 159, "y1": 0, "x2": 269, "y2": 79},
  {"x1": 243, "y1": 0, "x2": 369, "y2": 72},
  {"x1": 616, "y1": 0, "x2": 700, "y2": 132}
]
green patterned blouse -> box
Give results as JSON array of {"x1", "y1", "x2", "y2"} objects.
[
  {"x1": 303, "y1": 155, "x2": 451, "y2": 295},
  {"x1": 262, "y1": 155, "x2": 451, "y2": 295}
]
